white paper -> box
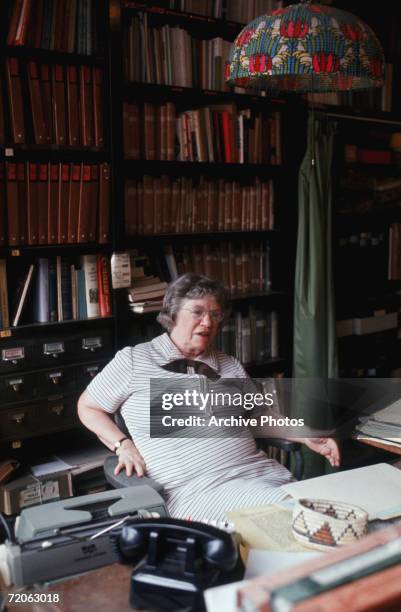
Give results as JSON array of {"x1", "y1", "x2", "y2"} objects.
[
  {"x1": 31, "y1": 458, "x2": 71, "y2": 477},
  {"x1": 111, "y1": 252, "x2": 131, "y2": 288},
  {"x1": 245, "y1": 549, "x2": 321, "y2": 579},
  {"x1": 283, "y1": 462, "x2": 401, "y2": 520},
  {"x1": 204, "y1": 580, "x2": 249, "y2": 612}
]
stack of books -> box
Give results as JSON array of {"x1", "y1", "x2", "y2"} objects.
[{"x1": 128, "y1": 275, "x2": 167, "y2": 314}]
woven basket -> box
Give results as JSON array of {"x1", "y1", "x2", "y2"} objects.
[{"x1": 292, "y1": 498, "x2": 368, "y2": 551}]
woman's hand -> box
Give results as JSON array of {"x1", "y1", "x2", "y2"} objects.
[
  {"x1": 115, "y1": 440, "x2": 147, "y2": 477},
  {"x1": 303, "y1": 438, "x2": 340, "y2": 467}
]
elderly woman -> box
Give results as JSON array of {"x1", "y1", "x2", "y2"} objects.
[{"x1": 78, "y1": 273, "x2": 339, "y2": 522}]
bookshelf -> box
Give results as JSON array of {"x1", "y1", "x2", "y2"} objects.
[
  {"x1": 109, "y1": 0, "x2": 301, "y2": 375},
  {"x1": 0, "y1": 0, "x2": 115, "y2": 451},
  {"x1": 333, "y1": 112, "x2": 401, "y2": 378}
]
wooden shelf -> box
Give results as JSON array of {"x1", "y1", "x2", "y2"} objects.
[
  {"x1": 124, "y1": 230, "x2": 278, "y2": 246},
  {"x1": 0, "y1": 244, "x2": 112, "y2": 258},
  {"x1": 124, "y1": 82, "x2": 286, "y2": 108},
  {"x1": 1, "y1": 316, "x2": 115, "y2": 339},
  {"x1": 307, "y1": 101, "x2": 401, "y2": 125},
  {"x1": 122, "y1": 2, "x2": 244, "y2": 38},
  {"x1": 1, "y1": 146, "x2": 110, "y2": 163},
  {"x1": 124, "y1": 159, "x2": 283, "y2": 178},
  {"x1": 3, "y1": 45, "x2": 105, "y2": 66}
]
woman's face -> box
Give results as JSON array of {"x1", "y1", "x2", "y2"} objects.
[{"x1": 170, "y1": 295, "x2": 223, "y2": 357}]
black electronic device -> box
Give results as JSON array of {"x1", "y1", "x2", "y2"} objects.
[{"x1": 116, "y1": 518, "x2": 245, "y2": 612}]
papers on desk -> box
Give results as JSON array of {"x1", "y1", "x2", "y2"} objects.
[
  {"x1": 31, "y1": 457, "x2": 72, "y2": 477},
  {"x1": 283, "y1": 463, "x2": 401, "y2": 520},
  {"x1": 355, "y1": 397, "x2": 401, "y2": 449},
  {"x1": 226, "y1": 504, "x2": 311, "y2": 552}
]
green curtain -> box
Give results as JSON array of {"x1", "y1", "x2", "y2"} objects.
[{"x1": 293, "y1": 114, "x2": 338, "y2": 477}]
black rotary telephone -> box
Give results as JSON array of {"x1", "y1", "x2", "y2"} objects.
[{"x1": 115, "y1": 517, "x2": 245, "y2": 611}]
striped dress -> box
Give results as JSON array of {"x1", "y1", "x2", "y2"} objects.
[{"x1": 86, "y1": 333, "x2": 294, "y2": 522}]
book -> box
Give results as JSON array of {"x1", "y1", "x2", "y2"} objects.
[
  {"x1": 48, "y1": 163, "x2": 59, "y2": 244},
  {"x1": 56, "y1": 256, "x2": 73, "y2": 321},
  {"x1": 37, "y1": 163, "x2": 48, "y2": 244},
  {"x1": 77, "y1": 164, "x2": 92, "y2": 242},
  {"x1": 6, "y1": 58, "x2": 25, "y2": 143},
  {"x1": 81, "y1": 254, "x2": 99, "y2": 318},
  {"x1": 98, "y1": 162, "x2": 110, "y2": 243},
  {"x1": 93, "y1": 68, "x2": 104, "y2": 148},
  {"x1": 40, "y1": 64, "x2": 53, "y2": 144},
  {"x1": 11, "y1": 264, "x2": 35, "y2": 327},
  {"x1": 80, "y1": 66, "x2": 94, "y2": 147},
  {"x1": 97, "y1": 254, "x2": 112, "y2": 317},
  {"x1": 238, "y1": 524, "x2": 401, "y2": 612},
  {"x1": 129, "y1": 300, "x2": 164, "y2": 313},
  {"x1": 27, "y1": 162, "x2": 39, "y2": 245},
  {"x1": 52, "y1": 65, "x2": 67, "y2": 146},
  {"x1": 27, "y1": 61, "x2": 48, "y2": 144},
  {"x1": 58, "y1": 163, "x2": 70, "y2": 243},
  {"x1": 66, "y1": 66, "x2": 80, "y2": 146},
  {"x1": 68, "y1": 163, "x2": 81, "y2": 242},
  {"x1": 33, "y1": 257, "x2": 49, "y2": 323},
  {"x1": 0, "y1": 259, "x2": 9, "y2": 330}
]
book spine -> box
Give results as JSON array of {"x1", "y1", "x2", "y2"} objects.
[
  {"x1": 81, "y1": 254, "x2": 100, "y2": 318},
  {"x1": 97, "y1": 254, "x2": 112, "y2": 317}
]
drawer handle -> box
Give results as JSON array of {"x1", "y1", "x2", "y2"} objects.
[
  {"x1": 50, "y1": 405, "x2": 64, "y2": 416},
  {"x1": 10, "y1": 413, "x2": 26, "y2": 424}
]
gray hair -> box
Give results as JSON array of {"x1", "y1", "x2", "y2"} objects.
[{"x1": 157, "y1": 273, "x2": 229, "y2": 332}]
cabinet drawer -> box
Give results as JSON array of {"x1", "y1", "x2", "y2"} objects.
[
  {"x1": 0, "y1": 395, "x2": 80, "y2": 442},
  {"x1": 35, "y1": 395, "x2": 80, "y2": 435},
  {"x1": 0, "y1": 372, "x2": 38, "y2": 404},
  {"x1": 75, "y1": 360, "x2": 108, "y2": 386},
  {"x1": 0, "y1": 405, "x2": 37, "y2": 440},
  {"x1": 0, "y1": 329, "x2": 114, "y2": 374}
]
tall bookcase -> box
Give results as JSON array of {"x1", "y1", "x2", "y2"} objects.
[
  {"x1": 109, "y1": 0, "x2": 302, "y2": 377},
  {"x1": 0, "y1": 0, "x2": 116, "y2": 454},
  {"x1": 333, "y1": 111, "x2": 401, "y2": 379}
]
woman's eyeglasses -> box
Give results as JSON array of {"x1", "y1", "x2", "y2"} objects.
[{"x1": 182, "y1": 308, "x2": 224, "y2": 323}]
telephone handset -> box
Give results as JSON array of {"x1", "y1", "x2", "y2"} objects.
[{"x1": 116, "y1": 518, "x2": 245, "y2": 611}]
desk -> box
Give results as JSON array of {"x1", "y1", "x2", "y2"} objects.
[
  {"x1": 1, "y1": 565, "x2": 136, "y2": 612},
  {"x1": 355, "y1": 436, "x2": 401, "y2": 456}
]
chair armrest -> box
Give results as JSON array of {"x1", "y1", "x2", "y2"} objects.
[
  {"x1": 103, "y1": 455, "x2": 165, "y2": 493},
  {"x1": 256, "y1": 438, "x2": 304, "y2": 481},
  {"x1": 258, "y1": 438, "x2": 302, "y2": 453}
]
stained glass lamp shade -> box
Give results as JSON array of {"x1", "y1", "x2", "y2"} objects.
[{"x1": 226, "y1": 3, "x2": 385, "y2": 93}]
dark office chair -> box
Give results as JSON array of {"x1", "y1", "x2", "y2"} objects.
[{"x1": 104, "y1": 412, "x2": 304, "y2": 491}]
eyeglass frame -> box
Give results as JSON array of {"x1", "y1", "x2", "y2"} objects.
[{"x1": 180, "y1": 307, "x2": 225, "y2": 323}]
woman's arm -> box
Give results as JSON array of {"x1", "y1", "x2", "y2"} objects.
[{"x1": 77, "y1": 390, "x2": 146, "y2": 477}]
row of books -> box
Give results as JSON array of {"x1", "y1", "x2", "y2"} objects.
[
  {"x1": 215, "y1": 307, "x2": 279, "y2": 364},
  {"x1": 125, "y1": 15, "x2": 232, "y2": 91},
  {"x1": 0, "y1": 162, "x2": 110, "y2": 246},
  {"x1": 123, "y1": 101, "x2": 282, "y2": 164},
  {"x1": 0, "y1": 254, "x2": 112, "y2": 331},
  {"x1": 125, "y1": 176, "x2": 275, "y2": 235},
  {"x1": 164, "y1": 241, "x2": 273, "y2": 295},
  {"x1": 165, "y1": 0, "x2": 282, "y2": 22},
  {"x1": 6, "y1": 0, "x2": 98, "y2": 55},
  {"x1": 306, "y1": 63, "x2": 393, "y2": 113},
  {"x1": 1, "y1": 60, "x2": 104, "y2": 147}
]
